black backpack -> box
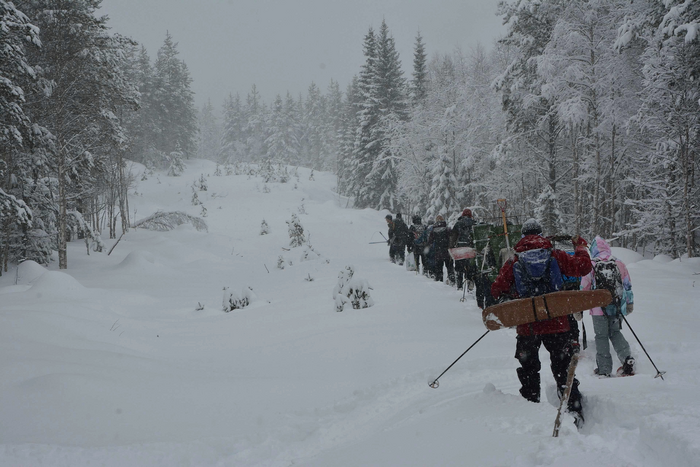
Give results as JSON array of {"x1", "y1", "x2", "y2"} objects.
[{"x1": 593, "y1": 259, "x2": 623, "y2": 316}]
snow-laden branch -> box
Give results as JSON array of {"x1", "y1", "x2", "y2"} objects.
[{"x1": 133, "y1": 210, "x2": 208, "y2": 232}]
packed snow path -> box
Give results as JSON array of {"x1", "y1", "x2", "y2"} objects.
[{"x1": 1, "y1": 160, "x2": 699, "y2": 466}]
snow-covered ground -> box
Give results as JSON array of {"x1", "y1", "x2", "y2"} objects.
[{"x1": 1, "y1": 160, "x2": 699, "y2": 466}]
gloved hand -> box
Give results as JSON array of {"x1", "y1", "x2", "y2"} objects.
[
  {"x1": 626, "y1": 303, "x2": 634, "y2": 315},
  {"x1": 571, "y1": 235, "x2": 588, "y2": 247}
]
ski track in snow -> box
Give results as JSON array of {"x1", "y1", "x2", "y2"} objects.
[{"x1": 1, "y1": 160, "x2": 699, "y2": 466}]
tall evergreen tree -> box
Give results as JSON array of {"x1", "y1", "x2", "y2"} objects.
[{"x1": 153, "y1": 32, "x2": 198, "y2": 162}]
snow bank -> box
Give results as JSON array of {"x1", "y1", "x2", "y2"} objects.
[
  {"x1": 611, "y1": 247, "x2": 644, "y2": 265},
  {"x1": 28, "y1": 270, "x2": 88, "y2": 299}
]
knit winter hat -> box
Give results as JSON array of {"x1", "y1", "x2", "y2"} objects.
[
  {"x1": 385, "y1": 214, "x2": 392, "y2": 220},
  {"x1": 412, "y1": 215, "x2": 421, "y2": 224},
  {"x1": 521, "y1": 218, "x2": 542, "y2": 236},
  {"x1": 436, "y1": 215, "x2": 444, "y2": 222},
  {"x1": 462, "y1": 208, "x2": 472, "y2": 218},
  {"x1": 396, "y1": 213, "x2": 402, "y2": 219}
]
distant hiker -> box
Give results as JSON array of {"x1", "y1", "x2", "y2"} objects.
[
  {"x1": 428, "y1": 215, "x2": 455, "y2": 284},
  {"x1": 410, "y1": 215, "x2": 427, "y2": 274},
  {"x1": 581, "y1": 236, "x2": 635, "y2": 377},
  {"x1": 386, "y1": 214, "x2": 407, "y2": 265},
  {"x1": 450, "y1": 208, "x2": 476, "y2": 290},
  {"x1": 394, "y1": 213, "x2": 411, "y2": 266},
  {"x1": 416, "y1": 220, "x2": 436, "y2": 277},
  {"x1": 490, "y1": 218, "x2": 591, "y2": 428}
]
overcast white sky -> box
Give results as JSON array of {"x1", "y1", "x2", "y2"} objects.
[{"x1": 98, "y1": 0, "x2": 505, "y2": 109}]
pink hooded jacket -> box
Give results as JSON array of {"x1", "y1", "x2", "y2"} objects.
[{"x1": 580, "y1": 236, "x2": 633, "y2": 316}]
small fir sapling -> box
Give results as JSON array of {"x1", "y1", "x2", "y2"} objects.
[
  {"x1": 260, "y1": 219, "x2": 270, "y2": 235},
  {"x1": 200, "y1": 205, "x2": 208, "y2": 217},
  {"x1": 191, "y1": 187, "x2": 202, "y2": 205},
  {"x1": 287, "y1": 213, "x2": 306, "y2": 247},
  {"x1": 262, "y1": 184, "x2": 271, "y2": 193},
  {"x1": 333, "y1": 265, "x2": 374, "y2": 312},
  {"x1": 309, "y1": 169, "x2": 315, "y2": 181},
  {"x1": 277, "y1": 255, "x2": 286, "y2": 269},
  {"x1": 214, "y1": 164, "x2": 222, "y2": 176},
  {"x1": 298, "y1": 199, "x2": 307, "y2": 215},
  {"x1": 222, "y1": 286, "x2": 254, "y2": 312},
  {"x1": 197, "y1": 174, "x2": 208, "y2": 191}
]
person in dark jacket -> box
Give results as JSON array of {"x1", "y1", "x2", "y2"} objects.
[
  {"x1": 416, "y1": 220, "x2": 435, "y2": 277},
  {"x1": 490, "y1": 218, "x2": 591, "y2": 428},
  {"x1": 393, "y1": 213, "x2": 410, "y2": 266},
  {"x1": 450, "y1": 208, "x2": 476, "y2": 290},
  {"x1": 428, "y1": 215, "x2": 455, "y2": 284}
]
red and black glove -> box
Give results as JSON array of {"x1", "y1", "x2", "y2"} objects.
[{"x1": 571, "y1": 235, "x2": 588, "y2": 248}]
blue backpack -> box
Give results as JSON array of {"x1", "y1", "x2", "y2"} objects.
[{"x1": 513, "y1": 248, "x2": 563, "y2": 297}]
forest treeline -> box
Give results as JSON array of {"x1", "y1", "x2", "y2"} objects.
[
  {"x1": 208, "y1": 1, "x2": 699, "y2": 259},
  {"x1": 1, "y1": 0, "x2": 698, "y2": 274}
]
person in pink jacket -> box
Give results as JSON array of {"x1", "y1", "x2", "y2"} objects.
[{"x1": 581, "y1": 236, "x2": 635, "y2": 377}]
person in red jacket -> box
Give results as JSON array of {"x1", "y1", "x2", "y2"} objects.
[{"x1": 491, "y1": 218, "x2": 591, "y2": 428}]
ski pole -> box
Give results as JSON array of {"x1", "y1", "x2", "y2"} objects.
[
  {"x1": 368, "y1": 241, "x2": 387, "y2": 244},
  {"x1": 429, "y1": 330, "x2": 490, "y2": 388},
  {"x1": 621, "y1": 314, "x2": 666, "y2": 380}
]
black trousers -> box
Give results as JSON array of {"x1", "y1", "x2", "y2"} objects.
[{"x1": 515, "y1": 332, "x2": 582, "y2": 413}]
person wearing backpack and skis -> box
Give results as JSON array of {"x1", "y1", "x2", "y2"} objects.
[
  {"x1": 393, "y1": 213, "x2": 411, "y2": 266},
  {"x1": 581, "y1": 236, "x2": 635, "y2": 377},
  {"x1": 450, "y1": 208, "x2": 476, "y2": 291},
  {"x1": 491, "y1": 218, "x2": 592, "y2": 429}
]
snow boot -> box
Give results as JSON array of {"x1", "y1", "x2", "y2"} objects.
[
  {"x1": 594, "y1": 368, "x2": 611, "y2": 378},
  {"x1": 617, "y1": 356, "x2": 635, "y2": 376}
]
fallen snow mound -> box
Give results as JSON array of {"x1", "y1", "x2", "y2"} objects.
[
  {"x1": 654, "y1": 254, "x2": 674, "y2": 263},
  {"x1": 29, "y1": 270, "x2": 87, "y2": 298},
  {"x1": 16, "y1": 260, "x2": 48, "y2": 285},
  {"x1": 611, "y1": 247, "x2": 644, "y2": 265}
]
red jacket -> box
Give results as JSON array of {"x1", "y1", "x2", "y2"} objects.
[{"x1": 490, "y1": 235, "x2": 592, "y2": 336}]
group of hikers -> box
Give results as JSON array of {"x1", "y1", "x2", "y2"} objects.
[
  {"x1": 385, "y1": 209, "x2": 478, "y2": 290},
  {"x1": 384, "y1": 210, "x2": 637, "y2": 430}
]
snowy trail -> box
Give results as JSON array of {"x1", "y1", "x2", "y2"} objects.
[{"x1": 1, "y1": 160, "x2": 699, "y2": 466}]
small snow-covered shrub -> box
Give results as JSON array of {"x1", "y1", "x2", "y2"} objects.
[
  {"x1": 298, "y1": 199, "x2": 306, "y2": 215},
  {"x1": 196, "y1": 174, "x2": 208, "y2": 191},
  {"x1": 260, "y1": 219, "x2": 270, "y2": 235},
  {"x1": 277, "y1": 255, "x2": 286, "y2": 269},
  {"x1": 300, "y1": 244, "x2": 321, "y2": 262},
  {"x1": 287, "y1": 213, "x2": 306, "y2": 247},
  {"x1": 191, "y1": 187, "x2": 202, "y2": 206},
  {"x1": 262, "y1": 184, "x2": 271, "y2": 194},
  {"x1": 333, "y1": 265, "x2": 374, "y2": 312},
  {"x1": 222, "y1": 286, "x2": 254, "y2": 312},
  {"x1": 214, "y1": 164, "x2": 222, "y2": 176}
]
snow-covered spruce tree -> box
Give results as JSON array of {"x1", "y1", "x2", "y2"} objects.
[
  {"x1": 410, "y1": 31, "x2": 428, "y2": 104},
  {"x1": 363, "y1": 20, "x2": 409, "y2": 211},
  {"x1": 286, "y1": 213, "x2": 306, "y2": 247},
  {"x1": 348, "y1": 27, "x2": 380, "y2": 209},
  {"x1": 333, "y1": 265, "x2": 374, "y2": 312},
  {"x1": 260, "y1": 219, "x2": 269, "y2": 235},
  {"x1": 0, "y1": 1, "x2": 51, "y2": 271},
  {"x1": 219, "y1": 93, "x2": 246, "y2": 164},
  {"x1": 197, "y1": 100, "x2": 222, "y2": 161},
  {"x1": 153, "y1": 32, "x2": 198, "y2": 160},
  {"x1": 265, "y1": 93, "x2": 299, "y2": 164}
]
